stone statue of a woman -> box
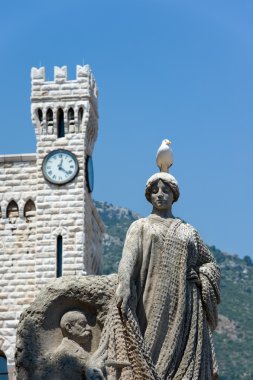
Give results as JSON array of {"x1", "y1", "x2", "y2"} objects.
[{"x1": 109, "y1": 171, "x2": 220, "y2": 380}]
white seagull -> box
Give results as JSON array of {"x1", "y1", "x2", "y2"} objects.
[{"x1": 156, "y1": 139, "x2": 173, "y2": 172}]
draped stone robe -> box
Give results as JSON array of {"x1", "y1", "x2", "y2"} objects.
[{"x1": 112, "y1": 215, "x2": 220, "y2": 380}]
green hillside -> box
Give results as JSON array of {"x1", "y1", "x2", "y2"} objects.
[{"x1": 95, "y1": 200, "x2": 253, "y2": 380}]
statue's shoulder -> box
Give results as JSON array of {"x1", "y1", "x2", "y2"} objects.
[
  {"x1": 177, "y1": 222, "x2": 207, "y2": 249},
  {"x1": 128, "y1": 217, "x2": 146, "y2": 229},
  {"x1": 126, "y1": 218, "x2": 147, "y2": 235},
  {"x1": 183, "y1": 221, "x2": 195, "y2": 231},
  {"x1": 177, "y1": 219, "x2": 196, "y2": 237}
]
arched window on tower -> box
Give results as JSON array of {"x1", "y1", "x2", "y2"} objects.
[
  {"x1": 57, "y1": 108, "x2": 65, "y2": 138},
  {"x1": 56, "y1": 235, "x2": 63, "y2": 277},
  {"x1": 0, "y1": 351, "x2": 8, "y2": 379},
  {"x1": 46, "y1": 108, "x2": 53, "y2": 127},
  {"x1": 68, "y1": 107, "x2": 75, "y2": 127},
  {"x1": 37, "y1": 108, "x2": 43, "y2": 123},
  {"x1": 24, "y1": 200, "x2": 36, "y2": 223},
  {"x1": 78, "y1": 107, "x2": 83, "y2": 126},
  {"x1": 7, "y1": 200, "x2": 19, "y2": 220},
  {"x1": 0, "y1": 206, "x2": 2, "y2": 219}
]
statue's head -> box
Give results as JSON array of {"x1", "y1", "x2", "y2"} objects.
[
  {"x1": 145, "y1": 172, "x2": 180, "y2": 209},
  {"x1": 60, "y1": 310, "x2": 92, "y2": 344}
]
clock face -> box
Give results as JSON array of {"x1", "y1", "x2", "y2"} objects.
[{"x1": 42, "y1": 149, "x2": 79, "y2": 185}]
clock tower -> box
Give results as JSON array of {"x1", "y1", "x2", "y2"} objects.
[{"x1": 31, "y1": 65, "x2": 103, "y2": 288}]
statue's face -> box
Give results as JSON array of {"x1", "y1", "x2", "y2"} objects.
[
  {"x1": 150, "y1": 180, "x2": 174, "y2": 210},
  {"x1": 66, "y1": 312, "x2": 92, "y2": 344}
]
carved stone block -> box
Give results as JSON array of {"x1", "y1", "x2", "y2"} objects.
[{"x1": 15, "y1": 275, "x2": 117, "y2": 380}]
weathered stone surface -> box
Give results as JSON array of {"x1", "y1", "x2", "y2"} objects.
[
  {"x1": 15, "y1": 274, "x2": 117, "y2": 380},
  {"x1": 111, "y1": 172, "x2": 221, "y2": 379}
]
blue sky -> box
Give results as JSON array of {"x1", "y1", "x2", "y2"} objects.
[{"x1": 1, "y1": 0, "x2": 253, "y2": 258}]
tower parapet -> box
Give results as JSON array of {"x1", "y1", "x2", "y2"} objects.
[
  {"x1": 31, "y1": 65, "x2": 98, "y2": 144},
  {"x1": 31, "y1": 65, "x2": 98, "y2": 102}
]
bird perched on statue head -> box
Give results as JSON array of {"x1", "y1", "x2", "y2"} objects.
[{"x1": 156, "y1": 139, "x2": 173, "y2": 172}]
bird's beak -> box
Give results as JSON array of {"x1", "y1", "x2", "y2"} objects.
[{"x1": 166, "y1": 140, "x2": 171, "y2": 145}]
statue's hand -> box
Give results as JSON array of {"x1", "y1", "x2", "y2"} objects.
[
  {"x1": 187, "y1": 269, "x2": 201, "y2": 287},
  {"x1": 115, "y1": 283, "x2": 130, "y2": 315}
]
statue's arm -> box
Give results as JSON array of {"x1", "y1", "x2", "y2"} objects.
[
  {"x1": 116, "y1": 220, "x2": 143, "y2": 314},
  {"x1": 194, "y1": 230, "x2": 221, "y2": 330}
]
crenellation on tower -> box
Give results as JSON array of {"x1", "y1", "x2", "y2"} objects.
[
  {"x1": 54, "y1": 65, "x2": 67, "y2": 83},
  {"x1": 31, "y1": 65, "x2": 98, "y2": 100},
  {"x1": 31, "y1": 66, "x2": 45, "y2": 82}
]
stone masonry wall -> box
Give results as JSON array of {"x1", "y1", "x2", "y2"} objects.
[
  {"x1": 35, "y1": 133, "x2": 87, "y2": 287},
  {"x1": 0, "y1": 155, "x2": 37, "y2": 370}
]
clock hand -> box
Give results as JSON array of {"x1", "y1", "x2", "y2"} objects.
[
  {"x1": 58, "y1": 158, "x2": 63, "y2": 169},
  {"x1": 59, "y1": 166, "x2": 71, "y2": 175}
]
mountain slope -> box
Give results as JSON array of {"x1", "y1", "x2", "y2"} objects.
[{"x1": 94, "y1": 200, "x2": 253, "y2": 380}]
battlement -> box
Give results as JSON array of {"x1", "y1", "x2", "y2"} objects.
[{"x1": 31, "y1": 65, "x2": 98, "y2": 102}]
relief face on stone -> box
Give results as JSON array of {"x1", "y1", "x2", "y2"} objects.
[
  {"x1": 52, "y1": 310, "x2": 92, "y2": 377},
  {"x1": 49, "y1": 309, "x2": 107, "y2": 379},
  {"x1": 59, "y1": 310, "x2": 92, "y2": 347}
]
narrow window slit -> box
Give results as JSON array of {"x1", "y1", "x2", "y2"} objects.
[
  {"x1": 56, "y1": 235, "x2": 63, "y2": 277},
  {"x1": 57, "y1": 108, "x2": 65, "y2": 138}
]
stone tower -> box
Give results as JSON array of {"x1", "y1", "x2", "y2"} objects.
[
  {"x1": 31, "y1": 65, "x2": 103, "y2": 288},
  {"x1": 0, "y1": 65, "x2": 104, "y2": 378}
]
